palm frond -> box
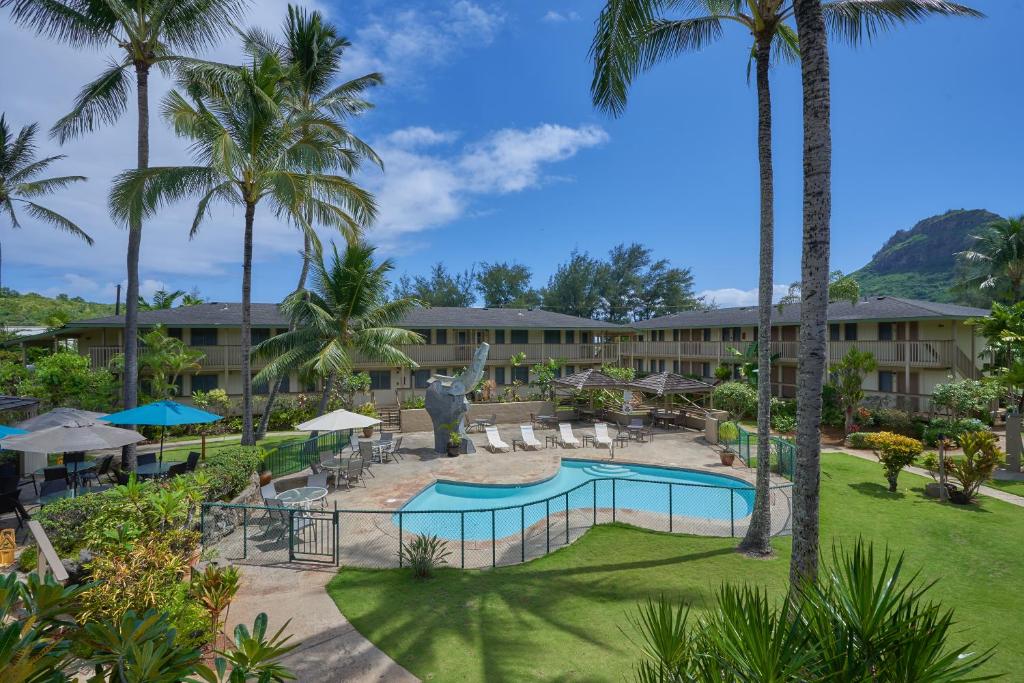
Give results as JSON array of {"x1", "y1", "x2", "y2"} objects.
[
  {"x1": 2, "y1": 0, "x2": 118, "y2": 49},
  {"x1": 15, "y1": 199, "x2": 93, "y2": 243},
  {"x1": 15, "y1": 175, "x2": 87, "y2": 197},
  {"x1": 823, "y1": 0, "x2": 984, "y2": 46},
  {"x1": 108, "y1": 165, "x2": 222, "y2": 227},
  {"x1": 51, "y1": 58, "x2": 132, "y2": 143}
]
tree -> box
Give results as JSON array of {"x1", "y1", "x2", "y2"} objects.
[
  {"x1": 139, "y1": 289, "x2": 186, "y2": 310},
  {"x1": 109, "y1": 51, "x2": 375, "y2": 445},
  {"x1": 597, "y1": 243, "x2": 698, "y2": 323},
  {"x1": 711, "y1": 381, "x2": 757, "y2": 424},
  {"x1": 252, "y1": 241, "x2": 423, "y2": 417},
  {"x1": 137, "y1": 326, "x2": 204, "y2": 399},
  {"x1": 0, "y1": 115, "x2": 91, "y2": 291},
  {"x1": 956, "y1": 215, "x2": 1024, "y2": 304},
  {"x1": 830, "y1": 347, "x2": 877, "y2": 435},
  {"x1": 17, "y1": 350, "x2": 117, "y2": 410},
  {"x1": 970, "y1": 301, "x2": 1024, "y2": 411},
  {"x1": 930, "y1": 378, "x2": 1000, "y2": 421},
  {"x1": 476, "y1": 262, "x2": 541, "y2": 308},
  {"x1": 4, "y1": 0, "x2": 247, "y2": 467},
  {"x1": 778, "y1": 269, "x2": 861, "y2": 309},
  {"x1": 394, "y1": 263, "x2": 476, "y2": 307},
  {"x1": 541, "y1": 250, "x2": 604, "y2": 318},
  {"x1": 180, "y1": 288, "x2": 207, "y2": 306}
]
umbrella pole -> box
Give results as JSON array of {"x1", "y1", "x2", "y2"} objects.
[
  {"x1": 201, "y1": 434, "x2": 206, "y2": 460},
  {"x1": 159, "y1": 426, "x2": 165, "y2": 467}
]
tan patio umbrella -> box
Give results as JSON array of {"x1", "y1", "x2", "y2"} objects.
[
  {"x1": 627, "y1": 372, "x2": 714, "y2": 397},
  {"x1": 0, "y1": 419, "x2": 146, "y2": 452},
  {"x1": 296, "y1": 408, "x2": 381, "y2": 432}
]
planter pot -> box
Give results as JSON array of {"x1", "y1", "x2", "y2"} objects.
[
  {"x1": 258, "y1": 470, "x2": 273, "y2": 487},
  {"x1": 446, "y1": 443, "x2": 460, "y2": 457},
  {"x1": 719, "y1": 450, "x2": 736, "y2": 466},
  {"x1": 949, "y1": 488, "x2": 971, "y2": 505},
  {"x1": 362, "y1": 426, "x2": 375, "y2": 438}
]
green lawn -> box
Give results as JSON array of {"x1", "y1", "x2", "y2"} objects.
[
  {"x1": 327, "y1": 452, "x2": 1023, "y2": 682},
  {"x1": 986, "y1": 477, "x2": 1024, "y2": 497},
  {"x1": 157, "y1": 434, "x2": 296, "y2": 461}
]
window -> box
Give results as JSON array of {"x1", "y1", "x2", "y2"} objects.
[
  {"x1": 510, "y1": 329, "x2": 528, "y2": 344},
  {"x1": 494, "y1": 367, "x2": 506, "y2": 385},
  {"x1": 673, "y1": 360, "x2": 679, "y2": 373},
  {"x1": 191, "y1": 374, "x2": 218, "y2": 393},
  {"x1": 190, "y1": 328, "x2": 217, "y2": 346},
  {"x1": 369, "y1": 370, "x2": 391, "y2": 390},
  {"x1": 167, "y1": 328, "x2": 182, "y2": 340},
  {"x1": 435, "y1": 329, "x2": 448, "y2": 345},
  {"x1": 172, "y1": 376, "x2": 184, "y2": 396},
  {"x1": 659, "y1": 360, "x2": 666, "y2": 372},
  {"x1": 412, "y1": 329, "x2": 431, "y2": 344},
  {"x1": 413, "y1": 369, "x2": 431, "y2": 389},
  {"x1": 544, "y1": 330, "x2": 561, "y2": 344},
  {"x1": 457, "y1": 331, "x2": 467, "y2": 344},
  {"x1": 829, "y1": 324, "x2": 841, "y2": 341},
  {"x1": 844, "y1": 323, "x2": 858, "y2": 341},
  {"x1": 512, "y1": 366, "x2": 528, "y2": 384},
  {"x1": 878, "y1": 371, "x2": 896, "y2": 393},
  {"x1": 494, "y1": 329, "x2": 505, "y2": 344},
  {"x1": 581, "y1": 331, "x2": 592, "y2": 344},
  {"x1": 253, "y1": 379, "x2": 269, "y2": 395},
  {"x1": 703, "y1": 328, "x2": 712, "y2": 342},
  {"x1": 634, "y1": 359, "x2": 643, "y2": 372},
  {"x1": 277, "y1": 375, "x2": 290, "y2": 393},
  {"x1": 702, "y1": 362, "x2": 710, "y2": 377},
  {"x1": 250, "y1": 328, "x2": 270, "y2": 345},
  {"x1": 564, "y1": 365, "x2": 575, "y2": 376},
  {"x1": 565, "y1": 330, "x2": 575, "y2": 344},
  {"x1": 878, "y1": 322, "x2": 893, "y2": 341}
]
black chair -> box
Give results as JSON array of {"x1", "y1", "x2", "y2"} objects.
[
  {"x1": 64, "y1": 452, "x2": 85, "y2": 464},
  {"x1": 137, "y1": 453, "x2": 157, "y2": 467},
  {"x1": 82, "y1": 454, "x2": 114, "y2": 488},
  {"x1": 43, "y1": 466, "x2": 68, "y2": 484},
  {"x1": 0, "y1": 488, "x2": 30, "y2": 528},
  {"x1": 113, "y1": 469, "x2": 130, "y2": 485},
  {"x1": 38, "y1": 478, "x2": 68, "y2": 506},
  {"x1": 167, "y1": 462, "x2": 188, "y2": 478},
  {"x1": 185, "y1": 451, "x2": 200, "y2": 472}
]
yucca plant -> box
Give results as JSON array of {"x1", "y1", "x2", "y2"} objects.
[{"x1": 399, "y1": 534, "x2": 452, "y2": 579}]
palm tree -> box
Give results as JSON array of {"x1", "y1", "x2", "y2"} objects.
[
  {"x1": 109, "y1": 51, "x2": 376, "y2": 445},
  {"x1": 3, "y1": 0, "x2": 247, "y2": 466},
  {"x1": 249, "y1": 5, "x2": 384, "y2": 439},
  {"x1": 590, "y1": 0, "x2": 981, "y2": 560},
  {"x1": 252, "y1": 241, "x2": 423, "y2": 416},
  {"x1": 138, "y1": 288, "x2": 185, "y2": 310},
  {"x1": 0, "y1": 115, "x2": 91, "y2": 291},
  {"x1": 956, "y1": 216, "x2": 1024, "y2": 304}
]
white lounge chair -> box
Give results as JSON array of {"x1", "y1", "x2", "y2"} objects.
[
  {"x1": 485, "y1": 426, "x2": 511, "y2": 453},
  {"x1": 519, "y1": 424, "x2": 543, "y2": 450},
  {"x1": 558, "y1": 422, "x2": 580, "y2": 448},
  {"x1": 593, "y1": 422, "x2": 614, "y2": 449}
]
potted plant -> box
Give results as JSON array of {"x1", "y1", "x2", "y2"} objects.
[
  {"x1": 356, "y1": 402, "x2": 379, "y2": 437},
  {"x1": 718, "y1": 420, "x2": 739, "y2": 466},
  {"x1": 442, "y1": 421, "x2": 462, "y2": 457}
]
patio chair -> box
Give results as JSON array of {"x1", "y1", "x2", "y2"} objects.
[
  {"x1": 0, "y1": 487, "x2": 30, "y2": 528},
  {"x1": 306, "y1": 470, "x2": 328, "y2": 489},
  {"x1": 343, "y1": 457, "x2": 364, "y2": 489},
  {"x1": 469, "y1": 413, "x2": 497, "y2": 432},
  {"x1": 137, "y1": 453, "x2": 156, "y2": 467},
  {"x1": 484, "y1": 426, "x2": 511, "y2": 453},
  {"x1": 260, "y1": 482, "x2": 278, "y2": 501},
  {"x1": 379, "y1": 432, "x2": 394, "y2": 444},
  {"x1": 3, "y1": 462, "x2": 37, "y2": 496},
  {"x1": 360, "y1": 439, "x2": 383, "y2": 467},
  {"x1": 167, "y1": 462, "x2": 188, "y2": 478},
  {"x1": 82, "y1": 454, "x2": 114, "y2": 488},
  {"x1": 37, "y1": 478, "x2": 68, "y2": 506},
  {"x1": 389, "y1": 436, "x2": 404, "y2": 461},
  {"x1": 43, "y1": 466, "x2": 68, "y2": 485},
  {"x1": 558, "y1": 423, "x2": 580, "y2": 448},
  {"x1": 261, "y1": 498, "x2": 315, "y2": 541},
  {"x1": 349, "y1": 433, "x2": 360, "y2": 455},
  {"x1": 519, "y1": 424, "x2": 543, "y2": 450},
  {"x1": 185, "y1": 451, "x2": 201, "y2": 472},
  {"x1": 593, "y1": 422, "x2": 615, "y2": 449},
  {"x1": 64, "y1": 452, "x2": 85, "y2": 464}
]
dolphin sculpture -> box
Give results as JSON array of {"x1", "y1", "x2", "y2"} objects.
[{"x1": 425, "y1": 342, "x2": 489, "y2": 453}]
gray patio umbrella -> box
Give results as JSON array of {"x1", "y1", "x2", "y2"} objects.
[
  {"x1": 16, "y1": 408, "x2": 107, "y2": 431},
  {"x1": 0, "y1": 420, "x2": 145, "y2": 453},
  {"x1": 552, "y1": 368, "x2": 630, "y2": 391},
  {"x1": 628, "y1": 372, "x2": 714, "y2": 396}
]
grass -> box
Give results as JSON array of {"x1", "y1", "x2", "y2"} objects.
[
  {"x1": 157, "y1": 434, "x2": 296, "y2": 461},
  {"x1": 985, "y1": 477, "x2": 1024, "y2": 497},
  {"x1": 327, "y1": 452, "x2": 1024, "y2": 682}
]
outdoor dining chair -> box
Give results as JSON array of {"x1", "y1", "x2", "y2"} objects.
[
  {"x1": 185, "y1": 452, "x2": 200, "y2": 472},
  {"x1": 137, "y1": 453, "x2": 156, "y2": 467},
  {"x1": 82, "y1": 454, "x2": 114, "y2": 488},
  {"x1": 558, "y1": 423, "x2": 581, "y2": 448},
  {"x1": 260, "y1": 482, "x2": 278, "y2": 501},
  {"x1": 485, "y1": 426, "x2": 511, "y2": 452},
  {"x1": 349, "y1": 433, "x2": 361, "y2": 455},
  {"x1": 360, "y1": 439, "x2": 383, "y2": 467},
  {"x1": 43, "y1": 466, "x2": 68, "y2": 485},
  {"x1": 167, "y1": 462, "x2": 188, "y2": 478},
  {"x1": 0, "y1": 483, "x2": 30, "y2": 528},
  {"x1": 306, "y1": 470, "x2": 328, "y2": 490},
  {"x1": 37, "y1": 478, "x2": 68, "y2": 507},
  {"x1": 343, "y1": 457, "x2": 365, "y2": 489},
  {"x1": 389, "y1": 436, "x2": 404, "y2": 461}
]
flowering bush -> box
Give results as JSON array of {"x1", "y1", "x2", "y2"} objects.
[
  {"x1": 922, "y1": 417, "x2": 987, "y2": 446},
  {"x1": 865, "y1": 431, "x2": 924, "y2": 492}
]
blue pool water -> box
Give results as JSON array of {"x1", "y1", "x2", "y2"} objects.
[{"x1": 397, "y1": 460, "x2": 755, "y2": 541}]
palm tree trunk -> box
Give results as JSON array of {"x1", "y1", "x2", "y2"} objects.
[
  {"x1": 318, "y1": 371, "x2": 336, "y2": 416},
  {"x1": 121, "y1": 61, "x2": 150, "y2": 470},
  {"x1": 240, "y1": 200, "x2": 256, "y2": 446},
  {"x1": 791, "y1": 0, "x2": 832, "y2": 590},
  {"x1": 739, "y1": 36, "x2": 775, "y2": 557}
]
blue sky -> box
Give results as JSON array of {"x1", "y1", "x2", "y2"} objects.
[{"x1": 1, "y1": 0, "x2": 1020, "y2": 307}]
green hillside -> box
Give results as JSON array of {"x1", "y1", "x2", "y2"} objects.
[
  {"x1": 0, "y1": 288, "x2": 115, "y2": 326},
  {"x1": 850, "y1": 209, "x2": 1001, "y2": 305}
]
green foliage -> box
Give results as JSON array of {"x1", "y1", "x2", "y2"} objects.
[
  {"x1": 399, "y1": 535, "x2": 452, "y2": 579},
  {"x1": 627, "y1": 540, "x2": 994, "y2": 682},
  {"x1": 779, "y1": 269, "x2": 862, "y2": 308},
  {"x1": 717, "y1": 420, "x2": 739, "y2": 447},
  {"x1": 110, "y1": 326, "x2": 205, "y2": 400},
  {"x1": 530, "y1": 357, "x2": 565, "y2": 400},
  {"x1": 931, "y1": 379, "x2": 1000, "y2": 421},
  {"x1": 335, "y1": 371, "x2": 372, "y2": 409},
  {"x1": 829, "y1": 347, "x2": 878, "y2": 434},
  {"x1": 770, "y1": 414, "x2": 797, "y2": 434},
  {"x1": 865, "y1": 431, "x2": 924, "y2": 491},
  {"x1": 869, "y1": 407, "x2": 924, "y2": 438},
  {"x1": 955, "y1": 214, "x2": 1024, "y2": 304},
  {"x1": 970, "y1": 301, "x2": 1024, "y2": 411},
  {"x1": 191, "y1": 564, "x2": 241, "y2": 641},
  {"x1": 475, "y1": 261, "x2": 541, "y2": 308},
  {"x1": 0, "y1": 289, "x2": 114, "y2": 326},
  {"x1": 713, "y1": 364, "x2": 732, "y2": 381},
  {"x1": 846, "y1": 431, "x2": 872, "y2": 449},
  {"x1": 946, "y1": 431, "x2": 1005, "y2": 503},
  {"x1": 16, "y1": 350, "x2": 117, "y2": 411},
  {"x1": 726, "y1": 342, "x2": 778, "y2": 387},
  {"x1": 711, "y1": 381, "x2": 757, "y2": 422},
  {"x1": 922, "y1": 417, "x2": 988, "y2": 447},
  {"x1": 0, "y1": 358, "x2": 30, "y2": 394},
  {"x1": 355, "y1": 402, "x2": 379, "y2": 419},
  {"x1": 401, "y1": 395, "x2": 425, "y2": 409},
  {"x1": 393, "y1": 263, "x2": 476, "y2": 307}
]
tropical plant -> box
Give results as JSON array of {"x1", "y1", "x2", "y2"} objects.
[
  {"x1": 252, "y1": 241, "x2": 421, "y2": 419},
  {"x1": 394, "y1": 263, "x2": 477, "y2": 307},
  {"x1": 191, "y1": 563, "x2": 241, "y2": 643},
  {"x1": 139, "y1": 289, "x2": 186, "y2": 310},
  {"x1": 865, "y1": 431, "x2": 924, "y2": 492},
  {"x1": 956, "y1": 215, "x2": 1024, "y2": 304},
  {"x1": 711, "y1": 381, "x2": 756, "y2": 423},
  {"x1": 717, "y1": 420, "x2": 739, "y2": 451},
  {"x1": 726, "y1": 342, "x2": 778, "y2": 387},
  {"x1": 0, "y1": 115, "x2": 90, "y2": 290},
  {"x1": 930, "y1": 378, "x2": 1000, "y2": 421},
  {"x1": 109, "y1": 48, "x2": 376, "y2": 445},
  {"x1": 778, "y1": 269, "x2": 861, "y2": 308},
  {"x1": 399, "y1": 534, "x2": 452, "y2": 579},
  {"x1": 16, "y1": 350, "x2": 117, "y2": 411},
  {"x1": 627, "y1": 540, "x2": 994, "y2": 681},
  {"x1": 4, "y1": 0, "x2": 248, "y2": 468},
  {"x1": 829, "y1": 347, "x2": 877, "y2": 435},
  {"x1": 969, "y1": 301, "x2": 1024, "y2": 412},
  {"x1": 136, "y1": 326, "x2": 205, "y2": 399},
  {"x1": 945, "y1": 430, "x2": 1004, "y2": 504},
  {"x1": 712, "y1": 364, "x2": 732, "y2": 382},
  {"x1": 531, "y1": 357, "x2": 566, "y2": 401}
]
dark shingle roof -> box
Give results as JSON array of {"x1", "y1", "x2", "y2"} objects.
[
  {"x1": 65, "y1": 303, "x2": 288, "y2": 328},
  {"x1": 634, "y1": 297, "x2": 990, "y2": 329},
  {"x1": 629, "y1": 372, "x2": 713, "y2": 395}
]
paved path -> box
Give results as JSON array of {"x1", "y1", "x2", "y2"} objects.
[
  {"x1": 832, "y1": 447, "x2": 1024, "y2": 508},
  {"x1": 225, "y1": 565, "x2": 418, "y2": 682}
]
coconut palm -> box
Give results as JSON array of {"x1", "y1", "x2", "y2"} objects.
[
  {"x1": 590, "y1": 0, "x2": 981, "y2": 560},
  {"x1": 109, "y1": 52, "x2": 376, "y2": 445},
  {"x1": 3, "y1": 0, "x2": 247, "y2": 466},
  {"x1": 956, "y1": 215, "x2": 1024, "y2": 304},
  {"x1": 253, "y1": 240, "x2": 423, "y2": 416},
  {"x1": 249, "y1": 5, "x2": 384, "y2": 439},
  {"x1": 0, "y1": 115, "x2": 91, "y2": 290},
  {"x1": 139, "y1": 288, "x2": 185, "y2": 310}
]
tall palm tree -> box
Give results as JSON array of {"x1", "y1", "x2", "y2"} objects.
[
  {"x1": 249, "y1": 5, "x2": 384, "y2": 439},
  {"x1": 0, "y1": 116, "x2": 91, "y2": 290},
  {"x1": 252, "y1": 241, "x2": 423, "y2": 416},
  {"x1": 138, "y1": 288, "x2": 185, "y2": 310},
  {"x1": 109, "y1": 51, "x2": 376, "y2": 445},
  {"x1": 956, "y1": 216, "x2": 1024, "y2": 304},
  {"x1": 3, "y1": 0, "x2": 247, "y2": 467},
  {"x1": 590, "y1": 0, "x2": 981, "y2": 559}
]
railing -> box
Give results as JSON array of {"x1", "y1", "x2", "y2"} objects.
[
  {"x1": 262, "y1": 430, "x2": 350, "y2": 478},
  {"x1": 87, "y1": 345, "x2": 268, "y2": 370},
  {"x1": 721, "y1": 423, "x2": 796, "y2": 481},
  {"x1": 200, "y1": 475, "x2": 793, "y2": 569}
]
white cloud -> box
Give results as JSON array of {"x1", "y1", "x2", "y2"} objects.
[
  {"x1": 383, "y1": 127, "x2": 459, "y2": 149},
  {"x1": 542, "y1": 10, "x2": 580, "y2": 23},
  {"x1": 698, "y1": 284, "x2": 790, "y2": 308}
]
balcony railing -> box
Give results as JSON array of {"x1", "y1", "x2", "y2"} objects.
[{"x1": 88, "y1": 345, "x2": 269, "y2": 370}]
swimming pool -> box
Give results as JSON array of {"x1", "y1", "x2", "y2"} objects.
[{"x1": 397, "y1": 460, "x2": 755, "y2": 541}]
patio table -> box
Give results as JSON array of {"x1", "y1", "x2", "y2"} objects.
[
  {"x1": 136, "y1": 462, "x2": 176, "y2": 478},
  {"x1": 320, "y1": 457, "x2": 346, "y2": 491},
  {"x1": 277, "y1": 486, "x2": 328, "y2": 510},
  {"x1": 38, "y1": 488, "x2": 74, "y2": 505},
  {"x1": 34, "y1": 460, "x2": 96, "y2": 492}
]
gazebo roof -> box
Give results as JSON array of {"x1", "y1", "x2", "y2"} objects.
[
  {"x1": 628, "y1": 372, "x2": 714, "y2": 396},
  {"x1": 0, "y1": 395, "x2": 39, "y2": 413},
  {"x1": 552, "y1": 368, "x2": 629, "y2": 391}
]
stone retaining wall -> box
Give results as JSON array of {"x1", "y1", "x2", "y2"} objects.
[{"x1": 400, "y1": 400, "x2": 565, "y2": 432}]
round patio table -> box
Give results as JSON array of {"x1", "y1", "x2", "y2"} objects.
[
  {"x1": 136, "y1": 461, "x2": 176, "y2": 478},
  {"x1": 320, "y1": 458, "x2": 346, "y2": 491},
  {"x1": 277, "y1": 486, "x2": 328, "y2": 509},
  {"x1": 38, "y1": 488, "x2": 74, "y2": 505},
  {"x1": 34, "y1": 461, "x2": 96, "y2": 477}
]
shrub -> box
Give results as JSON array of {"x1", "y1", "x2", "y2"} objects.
[
  {"x1": 871, "y1": 408, "x2": 924, "y2": 438},
  {"x1": 846, "y1": 432, "x2": 873, "y2": 449},
  {"x1": 401, "y1": 395, "x2": 426, "y2": 409},
  {"x1": 820, "y1": 384, "x2": 844, "y2": 428},
  {"x1": 945, "y1": 431, "x2": 1004, "y2": 504},
  {"x1": 712, "y1": 382, "x2": 757, "y2": 422},
  {"x1": 718, "y1": 420, "x2": 739, "y2": 449},
  {"x1": 771, "y1": 414, "x2": 797, "y2": 434},
  {"x1": 399, "y1": 534, "x2": 452, "y2": 579},
  {"x1": 921, "y1": 418, "x2": 987, "y2": 446},
  {"x1": 931, "y1": 379, "x2": 999, "y2": 421},
  {"x1": 865, "y1": 431, "x2": 924, "y2": 492}
]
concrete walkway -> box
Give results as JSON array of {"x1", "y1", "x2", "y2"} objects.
[
  {"x1": 225, "y1": 564, "x2": 417, "y2": 682},
  {"x1": 832, "y1": 446, "x2": 1024, "y2": 508}
]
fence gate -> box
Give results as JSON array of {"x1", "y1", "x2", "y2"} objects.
[
  {"x1": 201, "y1": 503, "x2": 340, "y2": 567},
  {"x1": 288, "y1": 508, "x2": 339, "y2": 564}
]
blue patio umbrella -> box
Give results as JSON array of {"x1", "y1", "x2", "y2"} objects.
[
  {"x1": 100, "y1": 400, "x2": 222, "y2": 465},
  {"x1": 0, "y1": 425, "x2": 28, "y2": 439}
]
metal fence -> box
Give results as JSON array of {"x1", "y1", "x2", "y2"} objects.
[
  {"x1": 722, "y1": 424, "x2": 796, "y2": 481},
  {"x1": 201, "y1": 476, "x2": 793, "y2": 569},
  {"x1": 262, "y1": 430, "x2": 350, "y2": 478}
]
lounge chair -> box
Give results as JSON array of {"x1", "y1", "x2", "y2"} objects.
[
  {"x1": 484, "y1": 426, "x2": 511, "y2": 453},
  {"x1": 593, "y1": 422, "x2": 615, "y2": 449},
  {"x1": 558, "y1": 423, "x2": 580, "y2": 448},
  {"x1": 518, "y1": 424, "x2": 543, "y2": 450}
]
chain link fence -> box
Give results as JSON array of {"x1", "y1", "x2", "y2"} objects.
[
  {"x1": 202, "y1": 476, "x2": 793, "y2": 570},
  {"x1": 723, "y1": 424, "x2": 796, "y2": 481}
]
